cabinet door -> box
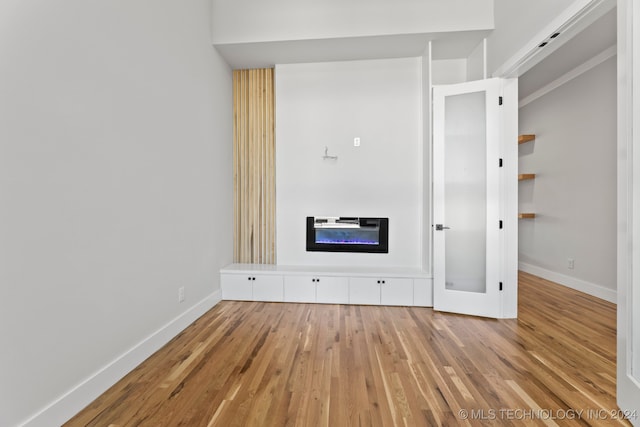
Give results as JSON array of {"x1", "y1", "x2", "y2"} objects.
[
  {"x1": 349, "y1": 278, "x2": 381, "y2": 305},
  {"x1": 221, "y1": 274, "x2": 253, "y2": 301},
  {"x1": 413, "y1": 278, "x2": 433, "y2": 307},
  {"x1": 316, "y1": 277, "x2": 349, "y2": 304},
  {"x1": 381, "y1": 278, "x2": 414, "y2": 306},
  {"x1": 253, "y1": 275, "x2": 284, "y2": 302},
  {"x1": 284, "y1": 276, "x2": 316, "y2": 303}
]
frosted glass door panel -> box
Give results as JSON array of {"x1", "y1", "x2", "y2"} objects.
[{"x1": 444, "y1": 91, "x2": 487, "y2": 293}]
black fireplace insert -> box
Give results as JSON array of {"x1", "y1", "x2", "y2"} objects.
[{"x1": 306, "y1": 216, "x2": 389, "y2": 253}]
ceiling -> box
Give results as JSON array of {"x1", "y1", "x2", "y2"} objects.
[
  {"x1": 214, "y1": 3, "x2": 618, "y2": 99},
  {"x1": 518, "y1": 8, "x2": 617, "y2": 101}
]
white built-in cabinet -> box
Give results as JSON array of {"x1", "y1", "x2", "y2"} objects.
[
  {"x1": 283, "y1": 275, "x2": 316, "y2": 303},
  {"x1": 221, "y1": 274, "x2": 284, "y2": 302},
  {"x1": 221, "y1": 264, "x2": 432, "y2": 307},
  {"x1": 252, "y1": 275, "x2": 284, "y2": 302},
  {"x1": 349, "y1": 277, "x2": 414, "y2": 306},
  {"x1": 283, "y1": 275, "x2": 350, "y2": 304}
]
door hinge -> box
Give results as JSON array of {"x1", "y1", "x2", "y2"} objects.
[
  {"x1": 499, "y1": 96, "x2": 503, "y2": 106},
  {"x1": 499, "y1": 282, "x2": 503, "y2": 291},
  {"x1": 499, "y1": 220, "x2": 503, "y2": 229},
  {"x1": 499, "y1": 158, "x2": 503, "y2": 167}
]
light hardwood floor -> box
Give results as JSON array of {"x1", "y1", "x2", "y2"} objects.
[{"x1": 65, "y1": 272, "x2": 632, "y2": 426}]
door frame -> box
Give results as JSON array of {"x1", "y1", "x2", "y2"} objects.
[
  {"x1": 617, "y1": 0, "x2": 640, "y2": 418},
  {"x1": 489, "y1": 0, "x2": 640, "y2": 416}
]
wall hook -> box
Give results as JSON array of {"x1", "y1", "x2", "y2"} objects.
[{"x1": 323, "y1": 146, "x2": 338, "y2": 160}]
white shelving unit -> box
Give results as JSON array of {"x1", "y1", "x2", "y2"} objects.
[
  {"x1": 220, "y1": 263, "x2": 433, "y2": 307},
  {"x1": 518, "y1": 134, "x2": 537, "y2": 219}
]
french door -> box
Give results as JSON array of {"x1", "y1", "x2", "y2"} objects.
[{"x1": 432, "y1": 78, "x2": 517, "y2": 319}]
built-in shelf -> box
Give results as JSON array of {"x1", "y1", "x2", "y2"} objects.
[
  {"x1": 518, "y1": 135, "x2": 536, "y2": 219},
  {"x1": 518, "y1": 213, "x2": 536, "y2": 219},
  {"x1": 518, "y1": 134, "x2": 536, "y2": 144}
]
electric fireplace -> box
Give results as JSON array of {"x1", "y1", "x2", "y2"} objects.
[{"x1": 306, "y1": 216, "x2": 389, "y2": 253}]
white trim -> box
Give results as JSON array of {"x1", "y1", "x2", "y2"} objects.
[
  {"x1": 501, "y1": 78, "x2": 519, "y2": 319},
  {"x1": 617, "y1": 0, "x2": 640, "y2": 418},
  {"x1": 493, "y1": 0, "x2": 616, "y2": 78},
  {"x1": 483, "y1": 38, "x2": 488, "y2": 80},
  {"x1": 426, "y1": 40, "x2": 433, "y2": 276},
  {"x1": 418, "y1": 53, "x2": 425, "y2": 274},
  {"x1": 19, "y1": 291, "x2": 222, "y2": 427},
  {"x1": 518, "y1": 262, "x2": 616, "y2": 303},
  {"x1": 519, "y1": 45, "x2": 616, "y2": 108}
]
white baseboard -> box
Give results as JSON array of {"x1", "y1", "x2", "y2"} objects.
[
  {"x1": 20, "y1": 290, "x2": 221, "y2": 427},
  {"x1": 518, "y1": 262, "x2": 616, "y2": 303}
]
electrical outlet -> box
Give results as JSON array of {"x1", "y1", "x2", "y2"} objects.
[
  {"x1": 354, "y1": 137, "x2": 361, "y2": 147},
  {"x1": 178, "y1": 287, "x2": 185, "y2": 303},
  {"x1": 567, "y1": 258, "x2": 574, "y2": 270}
]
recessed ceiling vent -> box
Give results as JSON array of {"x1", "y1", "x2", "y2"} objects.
[{"x1": 538, "y1": 32, "x2": 561, "y2": 48}]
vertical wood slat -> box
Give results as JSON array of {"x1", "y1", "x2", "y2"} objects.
[{"x1": 233, "y1": 68, "x2": 275, "y2": 264}]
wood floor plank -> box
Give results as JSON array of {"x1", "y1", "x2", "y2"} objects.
[{"x1": 65, "y1": 272, "x2": 633, "y2": 426}]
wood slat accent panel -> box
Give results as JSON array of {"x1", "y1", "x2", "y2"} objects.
[
  {"x1": 66, "y1": 272, "x2": 631, "y2": 427},
  {"x1": 233, "y1": 68, "x2": 275, "y2": 264}
]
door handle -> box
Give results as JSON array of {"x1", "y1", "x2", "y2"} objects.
[{"x1": 435, "y1": 224, "x2": 451, "y2": 231}]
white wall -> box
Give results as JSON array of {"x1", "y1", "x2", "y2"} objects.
[
  {"x1": 432, "y1": 59, "x2": 468, "y2": 85},
  {"x1": 0, "y1": 1, "x2": 233, "y2": 426},
  {"x1": 467, "y1": 41, "x2": 486, "y2": 81},
  {"x1": 487, "y1": 0, "x2": 576, "y2": 74},
  {"x1": 212, "y1": 0, "x2": 493, "y2": 44},
  {"x1": 518, "y1": 56, "x2": 616, "y2": 300},
  {"x1": 275, "y1": 58, "x2": 423, "y2": 268}
]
